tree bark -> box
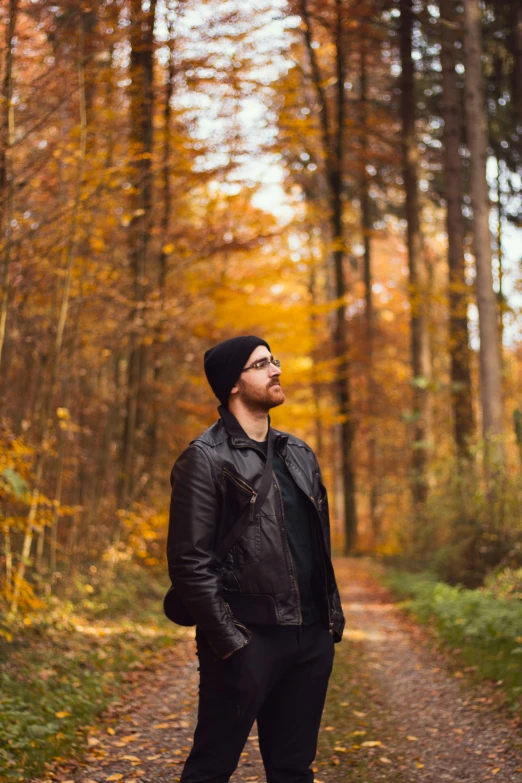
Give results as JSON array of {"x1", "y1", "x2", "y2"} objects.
[
  {"x1": 511, "y1": 0, "x2": 522, "y2": 166},
  {"x1": 359, "y1": 36, "x2": 381, "y2": 541},
  {"x1": 462, "y1": 0, "x2": 504, "y2": 467},
  {"x1": 149, "y1": 2, "x2": 176, "y2": 483},
  {"x1": 439, "y1": 0, "x2": 475, "y2": 460},
  {"x1": 331, "y1": 0, "x2": 357, "y2": 553},
  {"x1": 299, "y1": 0, "x2": 358, "y2": 552},
  {"x1": 0, "y1": 0, "x2": 18, "y2": 373},
  {"x1": 119, "y1": 0, "x2": 158, "y2": 507},
  {"x1": 399, "y1": 0, "x2": 432, "y2": 505}
]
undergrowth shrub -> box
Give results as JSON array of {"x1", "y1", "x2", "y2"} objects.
[{"x1": 387, "y1": 458, "x2": 522, "y2": 587}]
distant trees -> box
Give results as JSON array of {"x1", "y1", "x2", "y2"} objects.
[{"x1": 1, "y1": 0, "x2": 522, "y2": 613}]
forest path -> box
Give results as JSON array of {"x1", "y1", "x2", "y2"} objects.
[{"x1": 44, "y1": 558, "x2": 522, "y2": 783}]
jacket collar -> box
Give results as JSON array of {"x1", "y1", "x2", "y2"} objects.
[{"x1": 218, "y1": 405, "x2": 274, "y2": 447}]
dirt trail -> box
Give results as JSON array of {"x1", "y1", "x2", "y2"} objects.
[
  {"x1": 334, "y1": 559, "x2": 522, "y2": 782},
  {"x1": 45, "y1": 558, "x2": 522, "y2": 783}
]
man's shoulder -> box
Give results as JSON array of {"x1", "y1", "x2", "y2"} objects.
[{"x1": 190, "y1": 418, "x2": 228, "y2": 448}]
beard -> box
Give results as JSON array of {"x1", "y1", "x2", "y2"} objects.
[{"x1": 237, "y1": 377, "x2": 286, "y2": 412}]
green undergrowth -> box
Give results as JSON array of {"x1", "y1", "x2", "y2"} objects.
[
  {"x1": 0, "y1": 564, "x2": 179, "y2": 782},
  {"x1": 380, "y1": 569, "x2": 522, "y2": 714}
]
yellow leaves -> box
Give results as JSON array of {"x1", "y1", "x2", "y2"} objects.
[
  {"x1": 361, "y1": 740, "x2": 383, "y2": 748},
  {"x1": 162, "y1": 243, "x2": 175, "y2": 254},
  {"x1": 380, "y1": 757, "x2": 393, "y2": 764},
  {"x1": 90, "y1": 236, "x2": 106, "y2": 252},
  {"x1": 55, "y1": 710, "x2": 71, "y2": 718},
  {"x1": 406, "y1": 735, "x2": 419, "y2": 741},
  {"x1": 87, "y1": 736, "x2": 101, "y2": 746},
  {"x1": 112, "y1": 733, "x2": 141, "y2": 747},
  {"x1": 105, "y1": 775, "x2": 123, "y2": 781}
]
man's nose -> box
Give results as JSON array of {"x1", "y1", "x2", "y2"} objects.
[{"x1": 269, "y1": 362, "x2": 281, "y2": 376}]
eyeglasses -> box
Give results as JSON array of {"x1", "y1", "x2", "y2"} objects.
[{"x1": 241, "y1": 356, "x2": 281, "y2": 372}]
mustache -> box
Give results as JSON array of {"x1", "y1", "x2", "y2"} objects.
[{"x1": 269, "y1": 379, "x2": 281, "y2": 386}]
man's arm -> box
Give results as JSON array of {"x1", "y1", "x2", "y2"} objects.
[{"x1": 167, "y1": 443, "x2": 250, "y2": 659}]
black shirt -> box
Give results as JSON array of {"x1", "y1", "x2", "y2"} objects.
[{"x1": 252, "y1": 437, "x2": 322, "y2": 625}]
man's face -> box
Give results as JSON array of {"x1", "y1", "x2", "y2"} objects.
[{"x1": 230, "y1": 345, "x2": 285, "y2": 411}]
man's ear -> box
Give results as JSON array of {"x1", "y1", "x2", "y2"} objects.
[{"x1": 229, "y1": 384, "x2": 239, "y2": 396}]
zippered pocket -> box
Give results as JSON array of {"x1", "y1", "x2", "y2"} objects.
[
  {"x1": 221, "y1": 468, "x2": 260, "y2": 564},
  {"x1": 224, "y1": 601, "x2": 250, "y2": 635},
  {"x1": 222, "y1": 468, "x2": 255, "y2": 497}
]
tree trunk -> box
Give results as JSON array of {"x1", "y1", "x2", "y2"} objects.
[
  {"x1": 439, "y1": 0, "x2": 475, "y2": 460},
  {"x1": 308, "y1": 236, "x2": 324, "y2": 460},
  {"x1": 399, "y1": 0, "x2": 432, "y2": 505},
  {"x1": 462, "y1": 0, "x2": 504, "y2": 468},
  {"x1": 331, "y1": 0, "x2": 357, "y2": 553},
  {"x1": 511, "y1": 1, "x2": 522, "y2": 165},
  {"x1": 149, "y1": 2, "x2": 175, "y2": 483},
  {"x1": 359, "y1": 36, "x2": 381, "y2": 541},
  {"x1": 119, "y1": 0, "x2": 158, "y2": 507},
  {"x1": 299, "y1": 0, "x2": 357, "y2": 552},
  {"x1": 0, "y1": 0, "x2": 18, "y2": 373}
]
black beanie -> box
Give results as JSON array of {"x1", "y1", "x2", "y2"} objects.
[{"x1": 204, "y1": 335, "x2": 271, "y2": 406}]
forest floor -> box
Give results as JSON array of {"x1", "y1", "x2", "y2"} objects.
[{"x1": 38, "y1": 558, "x2": 522, "y2": 783}]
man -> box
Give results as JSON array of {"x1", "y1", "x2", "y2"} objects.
[{"x1": 167, "y1": 335, "x2": 345, "y2": 783}]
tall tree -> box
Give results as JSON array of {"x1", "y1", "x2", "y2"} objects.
[
  {"x1": 399, "y1": 0, "x2": 432, "y2": 505},
  {"x1": 359, "y1": 33, "x2": 381, "y2": 539},
  {"x1": 462, "y1": 0, "x2": 504, "y2": 467},
  {"x1": 512, "y1": 0, "x2": 522, "y2": 166},
  {"x1": 299, "y1": 0, "x2": 358, "y2": 552},
  {"x1": 0, "y1": 0, "x2": 18, "y2": 372},
  {"x1": 439, "y1": 0, "x2": 474, "y2": 459},
  {"x1": 119, "y1": 0, "x2": 158, "y2": 507}
]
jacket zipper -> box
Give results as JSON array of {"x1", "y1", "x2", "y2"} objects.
[
  {"x1": 230, "y1": 437, "x2": 304, "y2": 626},
  {"x1": 224, "y1": 600, "x2": 249, "y2": 634},
  {"x1": 277, "y1": 444, "x2": 332, "y2": 632},
  {"x1": 272, "y1": 468, "x2": 302, "y2": 625},
  {"x1": 309, "y1": 493, "x2": 333, "y2": 633},
  {"x1": 222, "y1": 467, "x2": 256, "y2": 497}
]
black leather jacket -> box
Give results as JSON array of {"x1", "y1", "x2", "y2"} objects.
[{"x1": 167, "y1": 409, "x2": 345, "y2": 658}]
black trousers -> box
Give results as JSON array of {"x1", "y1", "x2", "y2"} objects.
[{"x1": 179, "y1": 621, "x2": 335, "y2": 783}]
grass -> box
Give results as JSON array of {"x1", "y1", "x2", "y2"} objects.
[
  {"x1": 379, "y1": 568, "x2": 522, "y2": 715},
  {"x1": 0, "y1": 565, "x2": 180, "y2": 782}
]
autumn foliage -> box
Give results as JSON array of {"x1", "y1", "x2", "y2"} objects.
[{"x1": 1, "y1": 0, "x2": 522, "y2": 629}]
